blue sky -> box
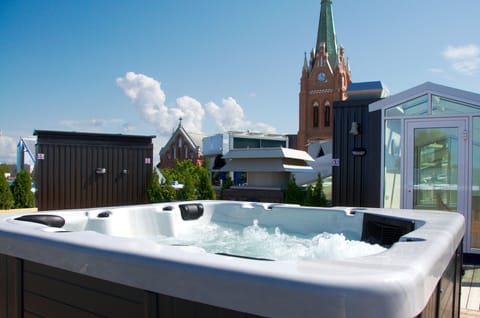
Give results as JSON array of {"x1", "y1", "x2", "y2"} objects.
[{"x1": 1, "y1": 0, "x2": 479, "y2": 163}]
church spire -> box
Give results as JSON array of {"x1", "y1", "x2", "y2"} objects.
[{"x1": 316, "y1": 0, "x2": 337, "y2": 68}]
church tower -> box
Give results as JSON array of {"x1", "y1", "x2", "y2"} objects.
[{"x1": 297, "y1": 0, "x2": 351, "y2": 151}]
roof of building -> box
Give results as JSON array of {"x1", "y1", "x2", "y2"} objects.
[
  {"x1": 33, "y1": 130, "x2": 155, "y2": 144},
  {"x1": 369, "y1": 81, "x2": 480, "y2": 112},
  {"x1": 224, "y1": 147, "x2": 313, "y2": 161},
  {"x1": 316, "y1": 0, "x2": 337, "y2": 68},
  {"x1": 221, "y1": 147, "x2": 314, "y2": 173},
  {"x1": 346, "y1": 81, "x2": 390, "y2": 101},
  {"x1": 159, "y1": 122, "x2": 205, "y2": 155}
]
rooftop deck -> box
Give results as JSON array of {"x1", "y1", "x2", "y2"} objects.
[{"x1": 462, "y1": 264, "x2": 480, "y2": 317}]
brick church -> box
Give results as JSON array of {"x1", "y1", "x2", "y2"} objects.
[{"x1": 297, "y1": 0, "x2": 351, "y2": 151}]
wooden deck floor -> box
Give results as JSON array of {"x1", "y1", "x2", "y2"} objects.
[{"x1": 462, "y1": 264, "x2": 480, "y2": 317}]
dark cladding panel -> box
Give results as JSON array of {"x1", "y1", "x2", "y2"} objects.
[
  {"x1": 332, "y1": 99, "x2": 381, "y2": 207},
  {"x1": 34, "y1": 130, "x2": 154, "y2": 211}
]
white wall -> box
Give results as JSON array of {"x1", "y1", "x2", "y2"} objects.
[{"x1": 247, "y1": 172, "x2": 290, "y2": 188}]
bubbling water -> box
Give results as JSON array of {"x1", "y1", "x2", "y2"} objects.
[{"x1": 157, "y1": 219, "x2": 386, "y2": 261}]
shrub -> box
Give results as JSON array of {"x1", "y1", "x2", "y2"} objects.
[
  {"x1": 11, "y1": 170, "x2": 35, "y2": 208},
  {"x1": 147, "y1": 170, "x2": 176, "y2": 203},
  {"x1": 0, "y1": 173, "x2": 14, "y2": 209},
  {"x1": 161, "y1": 159, "x2": 216, "y2": 201},
  {"x1": 284, "y1": 175, "x2": 305, "y2": 204},
  {"x1": 197, "y1": 168, "x2": 215, "y2": 200},
  {"x1": 304, "y1": 173, "x2": 327, "y2": 207},
  {"x1": 177, "y1": 174, "x2": 196, "y2": 201},
  {"x1": 219, "y1": 175, "x2": 233, "y2": 199}
]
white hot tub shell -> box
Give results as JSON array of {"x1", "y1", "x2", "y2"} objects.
[{"x1": 0, "y1": 201, "x2": 465, "y2": 318}]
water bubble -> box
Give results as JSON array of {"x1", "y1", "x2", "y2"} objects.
[{"x1": 156, "y1": 220, "x2": 386, "y2": 261}]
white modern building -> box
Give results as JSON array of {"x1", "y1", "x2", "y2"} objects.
[{"x1": 221, "y1": 147, "x2": 314, "y2": 189}]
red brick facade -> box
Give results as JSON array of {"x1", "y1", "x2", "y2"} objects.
[
  {"x1": 297, "y1": 1, "x2": 351, "y2": 151},
  {"x1": 159, "y1": 124, "x2": 203, "y2": 169}
]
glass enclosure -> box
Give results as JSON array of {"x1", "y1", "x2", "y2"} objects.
[
  {"x1": 472, "y1": 117, "x2": 480, "y2": 249},
  {"x1": 380, "y1": 87, "x2": 480, "y2": 253}
]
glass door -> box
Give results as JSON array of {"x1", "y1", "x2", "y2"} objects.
[{"x1": 405, "y1": 119, "x2": 467, "y2": 215}]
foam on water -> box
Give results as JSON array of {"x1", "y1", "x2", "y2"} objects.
[{"x1": 157, "y1": 219, "x2": 387, "y2": 261}]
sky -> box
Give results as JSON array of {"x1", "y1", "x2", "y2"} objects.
[{"x1": 1, "y1": 0, "x2": 479, "y2": 164}]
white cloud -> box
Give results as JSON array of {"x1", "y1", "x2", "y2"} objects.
[
  {"x1": 117, "y1": 72, "x2": 276, "y2": 135},
  {"x1": 443, "y1": 44, "x2": 480, "y2": 75},
  {"x1": 205, "y1": 97, "x2": 276, "y2": 133},
  {"x1": 0, "y1": 134, "x2": 17, "y2": 164},
  {"x1": 205, "y1": 98, "x2": 246, "y2": 132},
  {"x1": 116, "y1": 72, "x2": 204, "y2": 134}
]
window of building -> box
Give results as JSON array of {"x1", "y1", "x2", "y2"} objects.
[
  {"x1": 260, "y1": 139, "x2": 287, "y2": 148},
  {"x1": 385, "y1": 95, "x2": 428, "y2": 117},
  {"x1": 472, "y1": 117, "x2": 480, "y2": 248},
  {"x1": 432, "y1": 95, "x2": 480, "y2": 114},
  {"x1": 383, "y1": 119, "x2": 401, "y2": 209},
  {"x1": 233, "y1": 138, "x2": 261, "y2": 149},
  {"x1": 313, "y1": 102, "x2": 319, "y2": 128},
  {"x1": 324, "y1": 102, "x2": 331, "y2": 127}
]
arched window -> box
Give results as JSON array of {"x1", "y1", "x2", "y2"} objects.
[
  {"x1": 324, "y1": 101, "x2": 331, "y2": 127},
  {"x1": 313, "y1": 102, "x2": 319, "y2": 128}
]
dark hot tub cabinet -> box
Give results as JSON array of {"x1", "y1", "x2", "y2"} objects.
[{"x1": 0, "y1": 201, "x2": 464, "y2": 318}]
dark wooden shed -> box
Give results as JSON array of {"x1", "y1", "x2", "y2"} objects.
[
  {"x1": 34, "y1": 130, "x2": 155, "y2": 211},
  {"x1": 332, "y1": 87, "x2": 383, "y2": 207}
]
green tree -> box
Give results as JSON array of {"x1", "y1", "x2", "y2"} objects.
[
  {"x1": 201, "y1": 157, "x2": 211, "y2": 170},
  {"x1": 284, "y1": 175, "x2": 305, "y2": 204},
  {"x1": 161, "y1": 159, "x2": 216, "y2": 201},
  {"x1": 219, "y1": 175, "x2": 233, "y2": 199},
  {"x1": 177, "y1": 174, "x2": 196, "y2": 201},
  {"x1": 197, "y1": 168, "x2": 215, "y2": 200},
  {"x1": 11, "y1": 170, "x2": 35, "y2": 208},
  {"x1": 304, "y1": 174, "x2": 327, "y2": 207},
  {"x1": 147, "y1": 169, "x2": 162, "y2": 203},
  {"x1": 0, "y1": 173, "x2": 14, "y2": 209},
  {"x1": 0, "y1": 164, "x2": 12, "y2": 175},
  {"x1": 147, "y1": 170, "x2": 176, "y2": 203}
]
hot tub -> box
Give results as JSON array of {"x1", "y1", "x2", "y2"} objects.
[{"x1": 0, "y1": 201, "x2": 464, "y2": 318}]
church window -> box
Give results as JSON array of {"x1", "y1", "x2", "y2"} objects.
[
  {"x1": 173, "y1": 147, "x2": 176, "y2": 159},
  {"x1": 185, "y1": 146, "x2": 188, "y2": 159},
  {"x1": 178, "y1": 137, "x2": 183, "y2": 148},
  {"x1": 313, "y1": 102, "x2": 319, "y2": 127},
  {"x1": 324, "y1": 102, "x2": 331, "y2": 127}
]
